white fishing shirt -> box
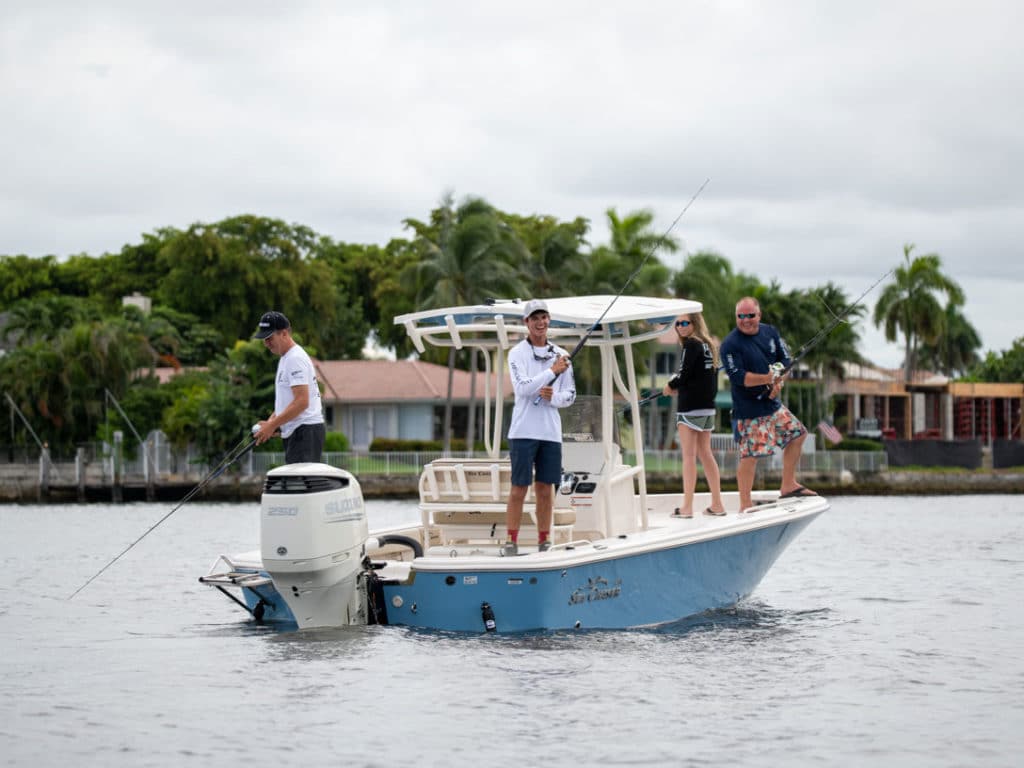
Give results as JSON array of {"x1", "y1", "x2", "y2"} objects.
[
  {"x1": 506, "y1": 339, "x2": 577, "y2": 442},
  {"x1": 275, "y1": 344, "x2": 324, "y2": 438}
]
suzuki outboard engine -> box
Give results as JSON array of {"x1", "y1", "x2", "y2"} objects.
[{"x1": 260, "y1": 463, "x2": 368, "y2": 629}]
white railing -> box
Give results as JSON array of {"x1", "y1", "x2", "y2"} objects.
[
  {"x1": 9, "y1": 446, "x2": 888, "y2": 486},
  {"x1": 625, "y1": 448, "x2": 889, "y2": 476}
]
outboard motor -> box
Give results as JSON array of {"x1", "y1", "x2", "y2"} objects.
[{"x1": 260, "y1": 463, "x2": 368, "y2": 629}]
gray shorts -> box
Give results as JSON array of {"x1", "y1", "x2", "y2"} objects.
[{"x1": 677, "y1": 412, "x2": 715, "y2": 432}]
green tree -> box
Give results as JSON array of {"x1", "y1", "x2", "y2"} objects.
[
  {"x1": 365, "y1": 238, "x2": 424, "y2": 358},
  {"x1": 502, "y1": 213, "x2": 590, "y2": 298},
  {"x1": 155, "y1": 215, "x2": 340, "y2": 350},
  {"x1": 0, "y1": 254, "x2": 59, "y2": 304},
  {"x1": 873, "y1": 243, "x2": 965, "y2": 382},
  {"x1": 313, "y1": 240, "x2": 389, "y2": 359},
  {"x1": 53, "y1": 229, "x2": 180, "y2": 308},
  {"x1": 670, "y1": 250, "x2": 736, "y2": 338},
  {"x1": 965, "y1": 336, "x2": 1024, "y2": 383},
  {"x1": 1, "y1": 295, "x2": 103, "y2": 345},
  {"x1": 159, "y1": 340, "x2": 273, "y2": 461},
  {"x1": 916, "y1": 303, "x2": 982, "y2": 377},
  {"x1": 147, "y1": 306, "x2": 224, "y2": 366},
  {"x1": 0, "y1": 317, "x2": 156, "y2": 450},
  {"x1": 402, "y1": 194, "x2": 530, "y2": 451},
  {"x1": 581, "y1": 208, "x2": 676, "y2": 296}
]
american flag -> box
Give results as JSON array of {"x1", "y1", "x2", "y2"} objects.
[{"x1": 817, "y1": 420, "x2": 843, "y2": 445}]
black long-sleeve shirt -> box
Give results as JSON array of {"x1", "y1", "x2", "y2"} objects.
[{"x1": 669, "y1": 337, "x2": 717, "y2": 413}]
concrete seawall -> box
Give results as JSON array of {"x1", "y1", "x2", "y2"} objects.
[{"x1": 3, "y1": 462, "x2": 1022, "y2": 503}]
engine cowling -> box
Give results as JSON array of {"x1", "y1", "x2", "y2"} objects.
[{"x1": 259, "y1": 463, "x2": 368, "y2": 628}]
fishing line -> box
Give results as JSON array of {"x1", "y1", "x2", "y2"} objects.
[
  {"x1": 777, "y1": 268, "x2": 894, "y2": 377},
  {"x1": 68, "y1": 432, "x2": 257, "y2": 600},
  {"x1": 533, "y1": 177, "x2": 711, "y2": 405},
  {"x1": 627, "y1": 267, "x2": 895, "y2": 412}
]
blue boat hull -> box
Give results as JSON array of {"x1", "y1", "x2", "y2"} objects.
[
  {"x1": 379, "y1": 511, "x2": 821, "y2": 633},
  {"x1": 234, "y1": 509, "x2": 822, "y2": 633}
]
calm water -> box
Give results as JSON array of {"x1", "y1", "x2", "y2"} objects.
[{"x1": 1, "y1": 494, "x2": 1022, "y2": 767}]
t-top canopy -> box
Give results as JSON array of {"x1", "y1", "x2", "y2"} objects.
[{"x1": 395, "y1": 295, "x2": 704, "y2": 353}]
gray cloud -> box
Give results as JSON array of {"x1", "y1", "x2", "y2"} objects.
[{"x1": 2, "y1": 1, "x2": 1021, "y2": 365}]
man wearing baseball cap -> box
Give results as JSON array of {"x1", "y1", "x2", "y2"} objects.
[
  {"x1": 503, "y1": 298, "x2": 576, "y2": 555},
  {"x1": 252, "y1": 310, "x2": 325, "y2": 463}
]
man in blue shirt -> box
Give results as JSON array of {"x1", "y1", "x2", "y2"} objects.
[{"x1": 720, "y1": 297, "x2": 816, "y2": 511}]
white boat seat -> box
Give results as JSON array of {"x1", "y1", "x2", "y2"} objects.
[{"x1": 419, "y1": 458, "x2": 575, "y2": 545}]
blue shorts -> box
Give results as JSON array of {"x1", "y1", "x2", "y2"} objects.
[{"x1": 509, "y1": 439, "x2": 562, "y2": 487}]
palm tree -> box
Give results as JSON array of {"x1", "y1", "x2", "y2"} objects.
[
  {"x1": 670, "y1": 250, "x2": 735, "y2": 338},
  {"x1": 916, "y1": 303, "x2": 981, "y2": 377},
  {"x1": 501, "y1": 213, "x2": 590, "y2": 298},
  {"x1": 598, "y1": 207, "x2": 676, "y2": 296},
  {"x1": 873, "y1": 243, "x2": 964, "y2": 381},
  {"x1": 2, "y1": 296, "x2": 101, "y2": 345},
  {"x1": 402, "y1": 195, "x2": 529, "y2": 452}
]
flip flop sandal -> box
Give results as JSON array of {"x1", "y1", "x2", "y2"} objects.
[{"x1": 780, "y1": 485, "x2": 817, "y2": 499}]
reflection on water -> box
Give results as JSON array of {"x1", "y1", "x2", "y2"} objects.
[{"x1": 1, "y1": 496, "x2": 1022, "y2": 767}]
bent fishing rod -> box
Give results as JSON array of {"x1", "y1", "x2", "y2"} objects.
[
  {"x1": 774, "y1": 267, "x2": 895, "y2": 380},
  {"x1": 533, "y1": 177, "x2": 711, "y2": 405},
  {"x1": 68, "y1": 431, "x2": 257, "y2": 600},
  {"x1": 752, "y1": 267, "x2": 895, "y2": 401}
]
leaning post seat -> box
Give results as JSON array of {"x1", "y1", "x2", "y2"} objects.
[{"x1": 418, "y1": 458, "x2": 576, "y2": 546}]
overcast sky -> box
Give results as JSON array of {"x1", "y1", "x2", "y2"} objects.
[{"x1": 2, "y1": 1, "x2": 1021, "y2": 368}]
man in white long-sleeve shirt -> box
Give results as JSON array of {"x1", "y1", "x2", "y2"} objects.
[{"x1": 504, "y1": 299, "x2": 576, "y2": 556}]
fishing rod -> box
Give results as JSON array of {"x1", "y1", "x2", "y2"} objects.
[
  {"x1": 627, "y1": 267, "x2": 896, "y2": 412},
  {"x1": 754, "y1": 267, "x2": 895, "y2": 401},
  {"x1": 627, "y1": 391, "x2": 665, "y2": 413},
  {"x1": 775, "y1": 267, "x2": 895, "y2": 379},
  {"x1": 68, "y1": 431, "x2": 257, "y2": 600},
  {"x1": 533, "y1": 177, "x2": 711, "y2": 405}
]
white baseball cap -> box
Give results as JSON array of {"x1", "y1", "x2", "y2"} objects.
[{"x1": 522, "y1": 299, "x2": 549, "y2": 319}]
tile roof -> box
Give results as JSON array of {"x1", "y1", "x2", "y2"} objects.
[{"x1": 315, "y1": 359, "x2": 507, "y2": 403}]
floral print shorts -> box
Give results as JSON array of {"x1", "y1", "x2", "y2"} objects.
[{"x1": 734, "y1": 406, "x2": 807, "y2": 459}]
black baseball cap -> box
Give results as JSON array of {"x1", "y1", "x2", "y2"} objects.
[{"x1": 253, "y1": 311, "x2": 290, "y2": 339}]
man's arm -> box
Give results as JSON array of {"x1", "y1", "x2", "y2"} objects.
[{"x1": 255, "y1": 384, "x2": 310, "y2": 444}]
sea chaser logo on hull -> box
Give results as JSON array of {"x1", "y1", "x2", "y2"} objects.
[
  {"x1": 324, "y1": 496, "x2": 365, "y2": 522},
  {"x1": 568, "y1": 576, "x2": 622, "y2": 605}
]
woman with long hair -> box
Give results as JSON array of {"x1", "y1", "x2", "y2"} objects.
[{"x1": 663, "y1": 312, "x2": 725, "y2": 518}]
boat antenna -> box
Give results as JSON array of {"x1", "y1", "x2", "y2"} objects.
[
  {"x1": 68, "y1": 431, "x2": 257, "y2": 600},
  {"x1": 534, "y1": 177, "x2": 710, "y2": 404}
]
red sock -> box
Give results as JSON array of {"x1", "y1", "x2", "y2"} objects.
[
  {"x1": 538, "y1": 531, "x2": 549, "y2": 544},
  {"x1": 509, "y1": 530, "x2": 519, "y2": 544}
]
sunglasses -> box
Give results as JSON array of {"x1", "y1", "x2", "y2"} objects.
[
  {"x1": 736, "y1": 313, "x2": 757, "y2": 319},
  {"x1": 533, "y1": 343, "x2": 557, "y2": 361},
  {"x1": 675, "y1": 320, "x2": 692, "y2": 327}
]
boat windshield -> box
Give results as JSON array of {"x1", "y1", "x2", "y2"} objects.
[{"x1": 561, "y1": 395, "x2": 617, "y2": 445}]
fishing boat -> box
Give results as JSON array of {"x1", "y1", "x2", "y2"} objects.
[{"x1": 199, "y1": 295, "x2": 828, "y2": 633}]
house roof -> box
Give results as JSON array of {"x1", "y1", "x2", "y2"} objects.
[{"x1": 315, "y1": 359, "x2": 506, "y2": 403}]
